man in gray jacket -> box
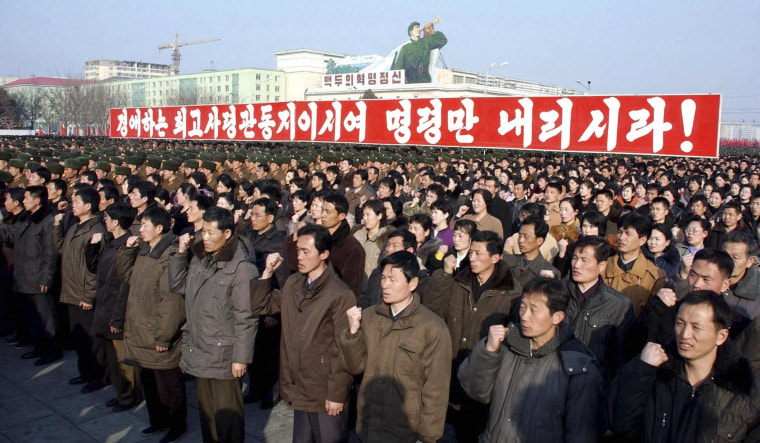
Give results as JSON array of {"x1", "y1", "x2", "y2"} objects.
[{"x1": 169, "y1": 207, "x2": 258, "y2": 443}]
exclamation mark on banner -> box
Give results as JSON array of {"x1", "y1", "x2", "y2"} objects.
[{"x1": 681, "y1": 99, "x2": 696, "y2": 152}]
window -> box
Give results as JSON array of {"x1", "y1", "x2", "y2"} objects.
[
  {"x1": 225, "y1": 75, "x2": 229, "y2": 81},
  {"x1": 256, "y1": 74, "x2": 261, "y2": 80},
  {"x1": 275, "y1": 86, "x2": 280, "y2": 92},
  {"x1": 256, "y1": 85, "x2": 260, "y2": 91},
  {"x1": 255, "y1": 95, "x2": 261, "y2": 101}
]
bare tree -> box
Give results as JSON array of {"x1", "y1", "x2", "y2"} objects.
[{"x1": 12, "y1": 85, "x2": 44, "y2": 129}]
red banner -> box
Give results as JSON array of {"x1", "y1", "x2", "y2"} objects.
[{"x1": 109, "y1": 94, "x2": 721, "y2": 157}]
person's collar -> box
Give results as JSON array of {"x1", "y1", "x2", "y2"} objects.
[{"x1": 391, "y1": 295, "x2": 414, "y2": 317}]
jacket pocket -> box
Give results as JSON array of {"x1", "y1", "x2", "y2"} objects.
[
  {"x1": 395, "y1": 339, "x2": 424, "y2": 384},
  {"x1": 205, "y1": 336, "x2": 234, "y2": 368}
]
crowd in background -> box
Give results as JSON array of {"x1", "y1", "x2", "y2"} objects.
[{"x1": 1, "y1": 136, "x2": 760, "y2": 442}]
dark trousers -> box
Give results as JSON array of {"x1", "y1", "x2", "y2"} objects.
[
  {"x1": 94, "y1": 337, "x2": 141, "y2": 405},
  {"x1": 24, "y1": 292, "x2": 60, "y2": 357},
  {"x1": 249, "y1": 319, "x2": 280, "y2": 399},
  {"x1": 293, "y1": 409, "x2": 349, "y2": 443},
  {"x1": 68, "y1": 304, "x2": 103, "y2": 382},
  {"x1": 197, "y1": 377, "x2": 244, "y2": 443},
  {"x1": 8, "y1": 292, "x2": 27, "y2": 341},
  {"x1": 141, "y1": 367, "x2": 187, "y2": 436}
]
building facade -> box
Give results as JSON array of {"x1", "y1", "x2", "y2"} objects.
[{"x1": 85, "y1": 60, "x2": 172, "y2": 81}]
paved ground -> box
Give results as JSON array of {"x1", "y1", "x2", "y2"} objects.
[{"x1": 0, "y1": 342, "x2": 294, "y2": 442}]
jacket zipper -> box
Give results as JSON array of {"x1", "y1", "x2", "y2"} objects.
[{"x1": 657, "y1": 412, "x2": 667, "y2": 443}]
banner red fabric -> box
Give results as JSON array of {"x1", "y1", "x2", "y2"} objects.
[{"x1": 109, "y1": 94, "x2": 721, "y2": 157}]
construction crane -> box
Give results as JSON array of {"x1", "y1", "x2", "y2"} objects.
[{"x1": 158, "y1": 33, "x2": 220, "y2": 75}]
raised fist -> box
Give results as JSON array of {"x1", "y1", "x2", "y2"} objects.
[
  {"x1": 346, "y1": 306, "x2": 362, "y2": 335},
  {"x1": 640, "y1": 342, "x2": 669, "y2": 367}
]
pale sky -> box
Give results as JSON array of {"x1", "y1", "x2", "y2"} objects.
[{"x1": 2, "y1": 0, "x2": 758, "y2": 122}]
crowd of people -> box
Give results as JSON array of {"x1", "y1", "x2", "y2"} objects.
[{"x1": 1, "y1": 135, "x2": 760, "y2": 442}]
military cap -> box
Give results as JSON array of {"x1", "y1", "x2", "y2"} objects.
[
  {"x1": 161, "y1": 160, "x2": 179, "y2": 172},
  {"x1": 113, "y1": 166, "x2": 130, "y2": 176},
  {"x1": 125, "y1": 156, "x2": 143, "y2": 166},
  {"x1": 201, "y1": 160, "x2": 216, "y2": 171},
  {"x1": 25, "y1": 161, "x2": 42, "y2": 171},
  {"x1": 95, "y1": 161, "x2": 111, "y2": 173},
  {"x1": 145, "y1": 157, "x2": 161, "y2": 169},
  {"x1": 47, "y1": 163, "x2": 64, "y2": 175},
  {"x1": 9, "y1": 159, "x2": 25, "y2": 169},
  {"x1": 0, "y1": 152, "x2": 11, "y2": 161},
  {"x1": 212, "y1": 154, "x2": 226, "y2": 163},
  {"x1": 229, "y1": 153, "x2": 244, "y2": 163},
  {"x1": 185, "y1": 159, "x2": 200, "y2": 169},
  {"x1": 62, "y1": 158, "x2": 79, "y2": 169},
  {"x1": 0, "y1": 170, "x2": 12, "y2": 184}
]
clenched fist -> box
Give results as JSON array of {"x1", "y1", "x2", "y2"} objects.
[
  {"x1": 640, "y1": 342, "x2": 669, "y2": 367},
  {"x1": 486, "y1": 325, "x2": 509, "y2": 353},
  {"x1": 346, "y1": 306, "x2": 362, "y2": 335}
]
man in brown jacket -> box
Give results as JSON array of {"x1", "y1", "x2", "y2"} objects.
[
  {"x1": 339, "y1": 251, "x2": 451, "y2": 443},
  {"x1": 251, "y1": 224, "x2": 355, "y2": 443},
  {"x1": 603, "y1": 212, "x2": 666, "y2": 316},
  {"x1": 422, "y1": 229, "x2": 522, "y2": 442},
  {"x1": 117, "y1": 207, "x2": 187, "y2": 443}
]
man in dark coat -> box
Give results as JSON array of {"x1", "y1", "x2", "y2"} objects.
[
  {"x1": 609, "y1": 291, "x2": 760, "y2": 442},
  {"x1": 458, "y1": 278, "x2": 603, "y2": 442},
  {"x1": 0, "y1": 186, "x2": 61, "y2": 365},
  {"x1": 242, "y1": 197, "x2": 289, "y2": 407},
  {"x1": 51, "y1": 186, "x2": 107, "y2": 392},
  {"x1": 85, "y1": 202, "x2": 141, "y2": 412}
]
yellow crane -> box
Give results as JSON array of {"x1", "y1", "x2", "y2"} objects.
[{"x1": 158, "y1": 33, "x2": 220, "y2": 75}]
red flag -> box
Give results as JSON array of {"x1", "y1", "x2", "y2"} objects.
[
  {"x1": 86, "y1": 126, "x2": 90, "y2": 136},
  {"x1": 96, "y1": 126, "x2": 100, "y2": 136},
  {"x1": 38, "y1": 124, "x2": 43, "y2": 136},
  {"x1": 61, "y1": 124, "x2": 66, "y2": 136}
]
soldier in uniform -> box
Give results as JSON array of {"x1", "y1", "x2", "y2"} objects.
[
  {"x1": 392, "y1": 20, "x2": 448, "y2": 84},
  {"x1": 8, "y1": 159, "x2": 27, "y2": 188}
]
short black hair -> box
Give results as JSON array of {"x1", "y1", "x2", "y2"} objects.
[
  {"x1": 32, "y1": 167, "x2": 51, "y2": 183},
  {"x1": 617, "y1": 212, "x2": 652, "y2": 239},
  {"x1": 723, "y1": 231, "x2": 758, "y2": 259},
  {"x1": 693, "y1": 248, "x2": 734, "y2": 280},
  {"x1": 573, "y1": 235, "x2": 611, "y2": 264},
  {"x1": 105, "y1": 202, "x2": 137, "y2": 230},
  {"x1": 379, "y1": 251, "x2": 420, "y2": 283},
  {"x1": 253, "y1": 197, "x2": 278, "y2": 217},
  {"x1": 522, "y1": 277, "x2": 570, "y2": 315},
  {"x1": 520, "y1": 215, "x2": 549, "y2": 240},
  {"x1": 471, "y1": 230, "x2": 504, "y2": 256},
  {"x1": 453, "y1": 219, "x2": 477, "y2": 236},
  {"x1": 99, "y1": 186, "x2": 120, "y2": 204},
  {"x1": 203, "y1": 206, "x2": 235, "y2": 232},
  {"x1": 679, "y1": 290, "x2": 733, "y2": 331},
  {"x1": 323, "y1": 192, "x2": 349, "y2": 215},
  {"x1": 24, "y1": 185, "x2": 48, "y2": 205},
  {"x1": 76, "y1": 187, "x2": 100, "y2": 214},
  {"x1": 132, "y1": 181, "x2": 157, "y2": 203},
  {"x1": 190, "y1": 194, "x2": 215, "y2": 212},
  {"x1": 297, "y1": 224, "x2": 332, "y2": 254},
  {"x1": 139, "y1": 206, "x2": 171, "y2": 234},
  {"x1": 387, "y1": 228, "x2": 417, "y2": 251}
]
